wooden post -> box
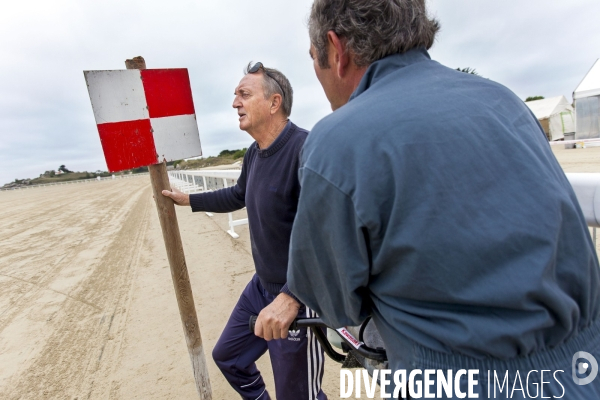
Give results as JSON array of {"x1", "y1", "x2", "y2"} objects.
[{"x1": 126, "y1": 56, "x2": 212, "y2": 399}]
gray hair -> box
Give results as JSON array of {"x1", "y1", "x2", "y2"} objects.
[
  {"x1": 244, "y1": 62, "x2": 294, "y2": 118},
  {"x1": 309, "y1": 0, "x2": 440, "y2": 68}
]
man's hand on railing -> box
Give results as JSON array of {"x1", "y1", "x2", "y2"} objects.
[{"x1": 162, "y1": 186, "x2": 190, "y2": 206}]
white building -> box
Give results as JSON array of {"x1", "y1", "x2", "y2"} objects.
[
  {"x1": 573, "y1": 58, "x2": 600, "y2": 139},
  {"x1": 525, "y1": 96, "x2": 575, "y2": 141}
]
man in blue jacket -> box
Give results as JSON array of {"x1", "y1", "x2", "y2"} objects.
[
  {"x1": 288, "y1": 0, "x2": 600, "y2": 398},
  {"x1": 163, "y1": 63, "x2": 326, "y2": 400}
]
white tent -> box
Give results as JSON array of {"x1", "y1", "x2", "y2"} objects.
[
  {"x1": 573, "y1": 58, "x2": 600, "y2": 139},
  {"x1": 525, "y1": 96, "x2": 574, "y2": 141}
]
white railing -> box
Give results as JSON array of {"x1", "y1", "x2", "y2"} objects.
[
  {"x1": 170, "y1": 170, "x2": 599, "y2": 247},
  {"x1": 0, "y1": 173, "x2": 149, "y2": 191},
  {"x1": 549, "y1": 138, "x2": 600, "y2": 147},
  {"x1": 566, "y1": 173, "x2": 599, "y2": 248},
  {"x1": 169, "y1": 169, "x2": 248, "y2": 239}
]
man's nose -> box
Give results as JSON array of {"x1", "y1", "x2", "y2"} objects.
[{"x1": 232, "y1": 96, "x2": 241, "y2": 108}]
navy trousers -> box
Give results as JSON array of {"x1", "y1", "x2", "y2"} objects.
[{"x1": 212, "y1": 274, "x2": 328, "y2": 400}]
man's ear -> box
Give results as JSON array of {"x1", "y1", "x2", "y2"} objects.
[
  {"x1": 270, "y1": 93, "x2": 283, "y2": 115},
  {"x1": 327, "y1": 30, "x2": 350, "y2": 78}
]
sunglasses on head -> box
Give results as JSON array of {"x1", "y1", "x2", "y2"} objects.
[{"x1": 248, "y1": 62, "x2": 285, "y2": 99}]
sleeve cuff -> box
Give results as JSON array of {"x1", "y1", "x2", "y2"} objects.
[
  {"x1": 280, "y1": 283, "x2": 301, "y2": 305},
  {"x1": 189, "y1": 193, "x2": 205, "y2": 212}
]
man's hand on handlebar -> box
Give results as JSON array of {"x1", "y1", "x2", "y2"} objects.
[{"x1": 254, "y1": 293, "x2": 300, "y2": 340}]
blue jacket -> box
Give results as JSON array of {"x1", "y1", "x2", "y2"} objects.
[{"x1": 288, "y1": 48, "x2": 600, "y2": 373}]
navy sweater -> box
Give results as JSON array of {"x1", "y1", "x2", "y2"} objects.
[{"x1": 190, "y1": 121, "x2": 307, "y2": 298}]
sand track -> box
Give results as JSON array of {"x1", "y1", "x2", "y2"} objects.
[
  {"x1": 0, "y1": 146, "x2": 598, "y2": 399},
  {"x1": 0, "y1": 176, "x2": 339, "y2": 399},
  {"x1": 0, "y1": 179, "x2": 153, "y2": 399}
]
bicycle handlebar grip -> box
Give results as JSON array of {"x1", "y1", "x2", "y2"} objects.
[
  {"x1": 248, "y1": 315, "x2": 299, "y2": 333},
  {"x1": 289, "y1": 320, "x2": 298, "y2": 331}
]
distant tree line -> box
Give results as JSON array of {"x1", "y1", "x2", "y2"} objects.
[
  {"x1": 455, "y1": 68, "x2": 546, "y2": 103},
  {"x1": 525, "y1": 96, "x2": 545, "y2": 102},
  {"x1": 219, "y1": 148, "x2": 248, "y2": 159}
]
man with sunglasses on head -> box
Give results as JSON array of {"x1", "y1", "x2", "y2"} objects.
[{"x1": 162, "y1": 62, "x2": 327, "y2": 400}]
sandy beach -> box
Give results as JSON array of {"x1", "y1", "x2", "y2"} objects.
[{"x1": 0, "y1": 145, "x2": 598, "y2": 399}]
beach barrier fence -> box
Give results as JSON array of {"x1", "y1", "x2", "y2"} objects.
[
  {"x1": 169, "y1": 169, "x2": 247, "y2": 239},
  {"x1": 566, "y1": 173, "x2": 599, "y2": 249},
  {"x1": 549, "y1": 138, "x2": 600, "y2": 148}
]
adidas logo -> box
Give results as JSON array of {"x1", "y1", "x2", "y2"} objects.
[{"x1": 288, "y1": 329, "x2": 301, "y2": 341}]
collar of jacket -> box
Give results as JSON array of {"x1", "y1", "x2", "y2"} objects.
[{"x1": 349, "y1": 47, "x2": 432, "y2": 102}]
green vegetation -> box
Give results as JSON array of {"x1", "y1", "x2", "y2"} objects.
[
  {"x1": 525, "y1": 96, "x2": 545, "y2": 102},
  {"x1": 176, "y1": 148, "x2": 247, "y2": 170},
  {"x1": 58, "y1": 164, "x2": 72, "y2": 173},
  {"x1": 3, "y1": 150, "x2": 248, "y2": 188},
  {"x1": 219, "y1": 148, "x2": 247, "y2": 159},
  {"x1": 2, "y1": 164, "x2": 147, "y2": 189},
  {"x1": 32, "y1": 171, "x2": 111, "y2": 185}
]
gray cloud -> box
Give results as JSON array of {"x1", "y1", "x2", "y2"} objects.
[
  {"x1": 1, "y1": 0, "x2": 598, "y2": 185},
  {"x1": 428, "y1": 0, "x2": 600, "y2": 101}
]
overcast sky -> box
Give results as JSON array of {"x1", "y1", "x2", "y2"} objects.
[{"x1": 1, "y1": 0, "x2": 599, "y2": 185}]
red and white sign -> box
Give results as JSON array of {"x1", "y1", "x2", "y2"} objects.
[{"x1": 84, "y1": 69, "x2": 202, "y2": 172}]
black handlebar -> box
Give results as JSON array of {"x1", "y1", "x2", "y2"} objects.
[
  {"x1": 248, "y1": 315, "x2": 387, "y2": 363},
  {"x1": 249, "y1": 315, "x2": 328, "y2": 333}
]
